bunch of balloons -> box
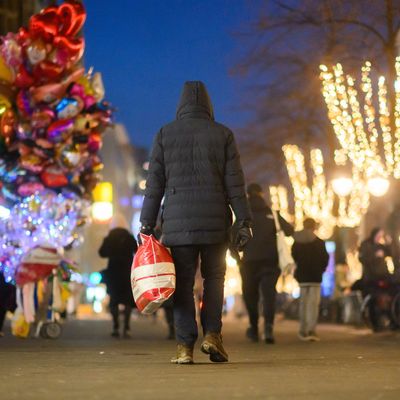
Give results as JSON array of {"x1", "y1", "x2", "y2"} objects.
[{"x1": 0, "y1": 1, "x2": 113, "y2": 280}]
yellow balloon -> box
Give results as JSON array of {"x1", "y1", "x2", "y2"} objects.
[{"x1": 0, "y1": 55, "x2": 14, "y2": 84}]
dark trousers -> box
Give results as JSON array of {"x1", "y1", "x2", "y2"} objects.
[
  {"x1": 171, "y1": 243, "x2": 227, "y2": 346},
  {"x1": 240, "y1": 260, "x2": 280, "y2": 328},
  {"x1": 109, "y1": 300, "x2": 132, "y2": 331},
  {"x1": 0, "y1": 307, "x2": 6, "y2": 331}
]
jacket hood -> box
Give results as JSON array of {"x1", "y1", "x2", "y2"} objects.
[
  {"x1": 248, "y1": 194, "x2": 269, "y2": 212},
  {"x1": 294, "y1": 229, "x2": 317, "y2": 243},
  {"x1": 176, "y1": 81, "x2": 214, "y2": 120}
]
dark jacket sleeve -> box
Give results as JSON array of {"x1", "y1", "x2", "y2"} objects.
[
  {"x1": 319, "y1": 239, "x2": 329, "y2": 272},
  {"x1": 278, "y1": 213, "x2": 294, "y2": 236},
  {"x1": 223, "y1": 130, "x2": 251, "y2": 223},
  {"x1": 140, "y1": 131, "x2": 166, "y2": 227},
  {"x1": 98, "y1": 236, "x2": 111, "y2": 258}
]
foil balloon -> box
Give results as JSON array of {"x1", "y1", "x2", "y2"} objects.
[
  {"x1": 30, "y1": 67, "x2": 84, "y2": 103},
  {"x1": 47, "y1": 119, "x2": 73, "y2": 143},
  {"x1": 58, "y1": 144, "x2": 83, "y2": 170},
  {"x1": 58, "y1": 1, "x2": 86, "y2": 37},
  {"x1": 40, "y1": 165, "x2": 68, "y2": 188},
  {"x1": 34, "y1": 60, "x2": 64, "y2": 81},
  {"x1": 20, "y1": 153, "x2": 44, "y2": 173},
  {"x1": 18, "y1": 181, "x2": 44, "y2": 197},
  {"x1": 1, "y1": 34, "x2": 22, "y2": 68},
  {"x1": 92, "y1": 73, "x2": 105, "y2": 101},
  {"x1": 56, "y1": 98, "x2": 81, "y2": 119},
  {"x1": 0, "y1": 94, "x2": 11, "y2": 115},
  {"x1": 31, "y1": 107, "x2": 54, "y2": 129},
  {"x1": 1, "y1": 109, "x2": 15, "y2": 138},
  {"x1": 53, "y1": 36, "x2": 84, "y2": 63},
  {"x1": 0, "y1": 55, "x2": 14, "y2": 83},
  {"x1": 87, "y1": 132, "x2": 102, "y2": 153},
  {"x1": 26, "y1": 40, "x2": 47, "y2": 65},
  {"x1": 17, "y1": 122, "x2": 33, "y2": 140},
  {"x1": 29, "y1": 7, "x2": 59, "y2": 41},
  {"x1": 16, "y1": 90, "x2": 32, "y2": 118},
  {"x1": 14, "y1": 64, "x2": 34, "y2": 88}
]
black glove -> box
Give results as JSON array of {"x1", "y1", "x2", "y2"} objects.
[
  {"x1": 233, "y1": 220, "x2": 252, "y2": 251},
  {"x1": 137, "y1": 225, "x2": 155, "y2": 244}
]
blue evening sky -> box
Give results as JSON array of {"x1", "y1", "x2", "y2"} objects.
[{"x1": 83, "y1": 0, "x2": 257, "y2": 149}]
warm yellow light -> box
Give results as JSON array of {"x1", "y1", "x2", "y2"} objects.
[
  {"x1": 92, "y1": 202, "x2": 113, "y2": 222},
  {"x1": 367, "y1": 176, "x2": 390, "y2": 197},
  {"x1": 92, "y1": 182, "x2": 113, "y2": 203},
  {"x1": 331, "y1": 177, "x2": 353, "y2": 197}
]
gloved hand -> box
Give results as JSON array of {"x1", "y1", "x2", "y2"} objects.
[
  {"x1": 233, "y1": 220, "x2": 252, "y2": 251},
  {"x1": 137, "y1": 225, "x2": 155, "y2": 244}
]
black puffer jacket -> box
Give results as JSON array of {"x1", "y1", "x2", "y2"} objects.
[
  {"x1": 292, "y1": 229, "x2": 329, "y2": 283},
  {"x1": 242, "y1": 194, "x2": 293, "y2": 265},
  {"x1": 140, "y1": 81, "x2": 251, "y2": 247}
]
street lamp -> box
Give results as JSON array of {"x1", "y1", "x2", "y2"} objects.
[
  {"x1": 331, "y1": 176, "x2": 354, "y2": 197},
  {"x1": 367, "y1": 176, "x2": 390, "y2": 197}
]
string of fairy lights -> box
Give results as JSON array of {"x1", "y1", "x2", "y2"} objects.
[
  {"x1": 272, "y1": 59, "x2": 400, "y2": 238},
  {"x1": 270, "y1": 145, "x2": 370, "y2": 239},
  {"x1": 319, "y1": 58, "x2": 400, "y2": 179}
]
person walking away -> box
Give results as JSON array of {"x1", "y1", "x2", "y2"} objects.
[
  {"x1": 99, "y1": 227, "x2": 138, "y2": 338},
  {"x1": 359, "y1": 228, "x2": 394, "y2": 331},
  {"x1": 0, "y1": 272, "x2": 17, "y2": 337},
  {"x1": 140, "y1": 81, "x2": 252, "y2": 364},
  {"x1": 292, "y1": 218, "x2": 329, "y2": 341},
  {"x1": 240, "y1": 183, "x2": 293, "y2": 344}
]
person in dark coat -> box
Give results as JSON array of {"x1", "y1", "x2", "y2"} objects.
[
  {"x1": 0, "y1": 272, "x2": 17, "y2": 337},
  {"x1": 140, "y1": 81, "x2": 252, "y2": 364},
  {"x1": 358, "y1": 227, "x2": 394, "y2": 331},
  {"x1": 240, "y1": 183, "x2": 293, "y2": 344},
  {"x1": 99, "y1": 227, "x2": 138, "y2": 338},
  {"x1": 292, "y1": 218, "x2": 329, "y2": 341}
]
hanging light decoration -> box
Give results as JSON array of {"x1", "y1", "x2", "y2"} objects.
[
  {"x1": 273, "y1": 145, "x2": 370, "y2": 239},
  {"x1": 320, "y1": 59, "x2": 400, "y2": 181}
]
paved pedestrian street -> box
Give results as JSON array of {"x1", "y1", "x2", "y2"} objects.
[{"x1": 1, "y1": 315, "x2": 400, "y2": 400}]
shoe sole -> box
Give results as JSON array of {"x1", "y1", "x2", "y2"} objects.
[
  {"x1": 298, "y1": 335, "x2": 312, "y2": 342},
  {"x1": 170, "y1": 357, "x2": 194, "y2": 365},
  {"x1": 201, "y1": 342, "x2": 228, "y2": 363}
]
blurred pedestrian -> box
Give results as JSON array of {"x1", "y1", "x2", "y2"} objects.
[
  {"x1": 99, "y1": 226, "x2": 137, "y2": 338},
  {"x1": 140, "y1": 81, "x2": 252, "y2": 364},
  {"x1": 0, "y1": 272, "x2": 17, "y2": 337},
  {"x1": 240, "y1": 183, "x2": 293, "y2": 344},
  {"x1": 292, "y1": 218, "x2": 329, "y2": 341},
  {"x1": 359, "y1": 227, "x2": 394, "y2": 331}
]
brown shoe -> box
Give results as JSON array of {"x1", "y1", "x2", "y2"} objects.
[
  {"x1": 170, "y1": 343, "x2": 194, "y2": 364},
  {"x1": 201, "y1": 332, "x2": 228, "y2": 362}
]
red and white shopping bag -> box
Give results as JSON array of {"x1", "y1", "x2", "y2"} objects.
[{"x1": 131, "y1": 234, "x2": 175, "y2": 314}]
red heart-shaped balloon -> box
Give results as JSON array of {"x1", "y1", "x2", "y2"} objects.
[
  {"x1": 53, "y1": 36, "x2": 84, "y2": 61},
  {"x1": 58, "y1": 2, "x2": 86, "y2": 37},
  {"x1": 29, "y1": 7, "x2": 60, "y2": 41}
]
